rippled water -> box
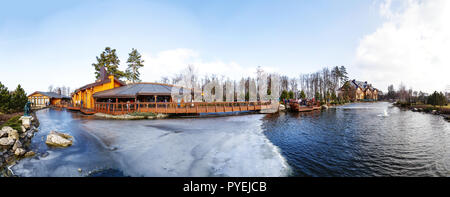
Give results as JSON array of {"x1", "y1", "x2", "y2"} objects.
[
  {"x1": 10, "y1": 102, "x2": 450, "y2": 177},
  {"x1": 263, "y1": 102, "x2": 450, "y2": 176}
]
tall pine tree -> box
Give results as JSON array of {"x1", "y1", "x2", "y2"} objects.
[
  {"x1": 92, "y1": 47, "x2": 125, "y2": 80},
  {"x1": 125, "y1": 48, "x2": 145, "y2": 83}
]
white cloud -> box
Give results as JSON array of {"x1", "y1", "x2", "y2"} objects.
[
  {"x1": 140, "y1": 48, "x2": 279, "y2": 82},
  {"x1": 354, "y1": 0, "x2": 450, "y2": 93}
]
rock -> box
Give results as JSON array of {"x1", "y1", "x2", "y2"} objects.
[
  {"x1": 24, "y1": 151, "x2": 35, "y2": 158},
  {"x1": 14, "y1": 148, "x2": 26, "y2": 156},
  {"x1": 279, "y1": 104, "x2": 286, "y2": 111},
  {"x1": 412, "y1": 108, "x2": 418, "y2": 112},
  {"x1": 20, "y1": 126, "x2": 26, "y2": 133},
  {"x1": 45, "y1": 131, "x2": 73, "y2": 147},
  {"x1": 1, "y1": 127, "x2": 14, "y2": 138},
  {"x1": 0, "y1": 137, "x2": 15, "y2": 146},
  {"x1": 432, "y1": 110, "x2": 438, "y2": 114},
  {"x1": 19, "y1": 116, "x2": 33, "y2": 129},
  {"x1": 0, "y1": 130, "x2": 6, "y2": 138},
  {"x1": 12, "y1": 140, "x2": 22, "y2": 152},
  {"x1": 26, "y1": 130, "x2": 34, "y2": 138},
  {"x1": 7, "y1": 129, "x2": 19, "y2": 141},
  {"x1": 321, "y1": 105, "x2": 329, "y2": 110},
  {"x1": 19, "y1": 133, "x2": 27, "y2": 139}
]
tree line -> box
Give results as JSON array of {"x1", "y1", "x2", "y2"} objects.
[
  {"x1": 0, "y1": 82, "x2": 28, "y2": 113},
  {"x1": 383, "y1": 83, "x2": 448, "y2": 107},
  {"x1": 155, "y1": 64, "x2": 350, "y2": 103}
]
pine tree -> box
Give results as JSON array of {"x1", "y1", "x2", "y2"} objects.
[
  {"x1": 339, "y1": 66, "x2": 349, "y2": 84},
  {"x1": 92, "y1": 47, "x2": 125, "y2": 80},
  {"x1": 11, "y1": 84, "x2": 28, "y2": 112},
  {"x1": 125, "y1": 48, "x2": 145, "y2": 83},
  {"x1": 300, "y1": 90, "x2": 306, "y2": 99},
  {"x1": 0, "y1": 81, "x2": 11, "y2": 113}
]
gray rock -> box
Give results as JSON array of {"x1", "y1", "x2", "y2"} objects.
[
  {"x1": 26, "y1": 130, "x2": 34, "y2": 138},
  {"x1": 12, "y1": 140, "x2": 22, "y2": 152}
]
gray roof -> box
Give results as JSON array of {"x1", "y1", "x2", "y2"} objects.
[
  {"x1": 92, "y1": 83, "x2": 190, "y2": 98},
  {"x1": 29, "y1": 91, "x2": 70, "y2": 99}
]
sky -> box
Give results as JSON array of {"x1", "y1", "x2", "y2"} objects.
[{"x1": 0, "y1": 0, "x2": 448, "y2": 94}]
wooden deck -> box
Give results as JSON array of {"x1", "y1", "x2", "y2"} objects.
[{"x1": 54, "y1": 101, "x2": 274, "y2": 115}]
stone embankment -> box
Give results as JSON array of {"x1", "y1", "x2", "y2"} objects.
[{"x1": 1, "y1": 114, "x2": 39, "y2": 176}]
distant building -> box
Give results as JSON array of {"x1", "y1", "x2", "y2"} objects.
[
  {"x1": 337, "y1": 79, "x2": 379, "y2": 101},
  {"x1": 28, "y1": 91, "x2": 71, "y2": 107}
]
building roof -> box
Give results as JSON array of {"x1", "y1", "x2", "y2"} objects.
[
  {"x1": 338, "y1": 79, "x2": 378, "y2": 92},
  {"x1": 28, "y1": 91, "x2": 71, "y2": 99},
  {"x1": 92, "y1": 83, "x2": 191, "y2": 98},
  {"x1": 74, "y1": 77, "x2": 126, "y2": 93}
]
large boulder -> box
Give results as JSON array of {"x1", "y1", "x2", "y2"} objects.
[
  {"x1": 0, "y1": 137, "x2": 15, "y2": 146},
  {"x1": 45, "y1": 131, "x2": 73, "y2": 147},
  {"x1": 19, "y1": 116, "x2": 33, "y2": 129},
  {"x1": 1, "y1": 126, "x2": 15, "y2": 137},
  {"x1": 7, "y1": 129, "x2": 19, "y2": 141}
]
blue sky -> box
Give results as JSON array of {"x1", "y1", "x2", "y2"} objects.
[{"x1": 1, "y1": 0, "x2": 447, "y2": 94}]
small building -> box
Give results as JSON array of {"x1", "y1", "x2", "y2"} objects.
[
  {"x1": 337, "y1": 80, "x2": 379, "y2": 101},
  {"x1": 28, "y1": 91, "x2": 71, "y2": 107}
]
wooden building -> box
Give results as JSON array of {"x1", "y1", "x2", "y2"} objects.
[
  {"x1": 72, "y1": 66, "x2": 126, "y2": 109},
  {"x1": 28, "y1": 91, "x2": 71, "y2": 107},
  {"x1": 92, "y1": 82, "x2": 185, "y2": 103}
]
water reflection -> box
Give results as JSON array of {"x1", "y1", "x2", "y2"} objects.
[{"x1": 263, "y1": 102, "x2": 450, "y2": 176}]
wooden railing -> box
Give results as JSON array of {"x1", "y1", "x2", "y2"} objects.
[{"x1": 93, "y1": 101, "x2": 272, "y2": 115}]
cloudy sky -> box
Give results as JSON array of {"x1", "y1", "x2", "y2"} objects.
[{"x1": 0, "y1": 0, "x2": 448, "y2": 94}]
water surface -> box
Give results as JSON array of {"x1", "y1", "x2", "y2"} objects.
[{"x1": 10, "y1": 102, "x2": 450, "y2": 177}]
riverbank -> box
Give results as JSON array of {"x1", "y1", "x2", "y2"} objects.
[
  {"x1": 93, "y1": 112, "x2": 169, "y2": 120},
  {"x1": 394, "y1": 102, "x2": 450, "y2": 122},
  {"x1": 0, "y1": 112, "x2": 39, "y2": 176}
]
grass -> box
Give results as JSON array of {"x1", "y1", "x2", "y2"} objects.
[{"x1": 0, "y1": 115, "x2": 22, "y2": 131}]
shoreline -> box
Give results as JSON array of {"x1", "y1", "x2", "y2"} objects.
[
  {"x1": 0, "y1": 111, "x2": 40, "y2": 177},
  {"x1": 393, "y1": 102, "x2": 450, "y2": 122}
]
